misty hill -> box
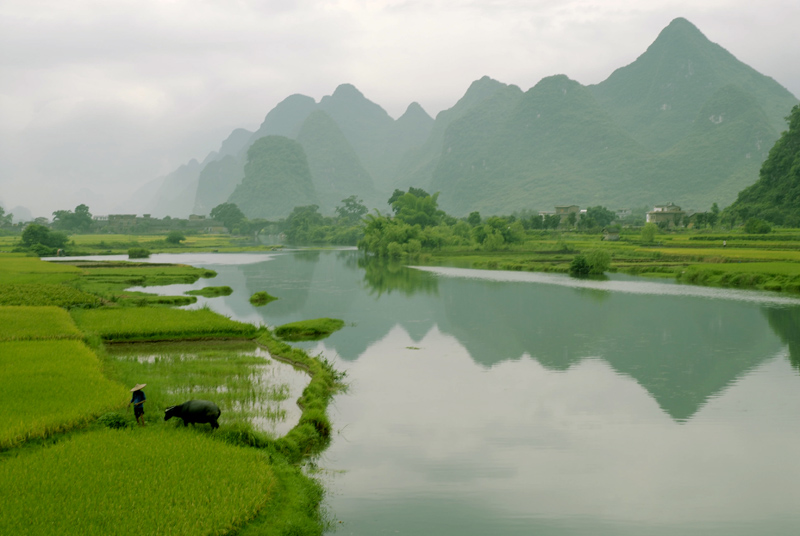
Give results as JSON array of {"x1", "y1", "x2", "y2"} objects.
[
  {"x1": 138, "y1": 17, "x2": 797, "y2": 219},
  {"x1": 295, "y1": 110, "x2": 381, "y2": 210},
  {"x1": 426, "y1": 18, "x2": 797, "y2": 214},
  {"x1": 590, "y1": 18, "x2": 797, "y2": 153},
  {"x1": 726, "y1": 104, "x2": 800, "y2": 226},
  {"x1": 228, "y1": 136, "x2": 318, "y2": 220}
]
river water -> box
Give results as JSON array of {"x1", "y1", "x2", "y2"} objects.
[{"x1": 106, "y1": 249, "x2": 800, "y2": 534}]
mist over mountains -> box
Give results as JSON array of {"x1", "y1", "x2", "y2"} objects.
[{"x1": 129, "y1": 17, "x2": 798, "y2": 219}]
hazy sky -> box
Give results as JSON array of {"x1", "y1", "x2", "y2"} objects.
[{"x1": 1, "y1": 0, "x2": 798, "y2": 218}]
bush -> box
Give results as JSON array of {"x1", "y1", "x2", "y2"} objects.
[
  {"x1": 165, "y1": 231, "x2": 186, "y2": 245},
  {"x1": 586, "y1": 249, "x2": 611, "y2": 274},
  {"x1": 744, "y1": 218, "x2": 772, "y2": 234},
  {"x1": 569, "y1": 255, "x2": 590, "y2": 276},
  {"x1": 128, "y1": 247, "x2": 150, "y2": 259}
]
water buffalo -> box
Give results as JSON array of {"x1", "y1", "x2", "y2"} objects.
[{"x1": 164, "y1": 400, "x2": 221, "y2": 429}]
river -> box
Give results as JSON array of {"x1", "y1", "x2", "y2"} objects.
[{"x1": 111, "y1": 249, "x2": 800, "y2": 534}]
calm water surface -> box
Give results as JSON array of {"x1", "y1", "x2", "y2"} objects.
[{"x1": 115, "y1": 250, "x2": 800, "y2": 534}]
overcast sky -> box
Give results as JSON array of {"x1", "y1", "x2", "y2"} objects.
[{"x1": 1, "y1": 0, "x2": 798, "y2": 218}]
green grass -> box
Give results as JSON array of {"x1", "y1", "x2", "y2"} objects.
[
  {"x1": 0, "y1": 340, "x2": 129, "y2": 450},
  {"x1": 275, "y1": 318, "x2": 345, "y2": 341},
  {"x1": 0, "y1": 427, "x2": 275, "y2": 535},
  {"x1": 0, "y1": 306, "x2": 83, "y2": 341},
  {"x1": 0, "y1": 254, "x2": 81, "y2": 285},
  {"x1": 250, "y1": 291, "x2": 279, "y2": 306},
  {"x1": 0, "y1": 283, "x2": 102, "y2": 308},
  {"x1": 185, "y1": 286, "x2": 233, "y2": 297},
  {"x1": 71, "y1": 307, "x2": 257, "y2": 342}
]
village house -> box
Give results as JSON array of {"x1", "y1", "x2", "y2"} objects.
[{"x1": 646, "y1": 203, "x2": 685, "y2": 226}]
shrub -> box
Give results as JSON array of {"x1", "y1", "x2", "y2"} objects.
[
  {"x1": 128, "y1": 247, "x2": 150, "y2": 259},
  {"x1": 569, "y1": 255, "x2": 590, "y2": 276},
  {"x1": 586, "y1": 249, "x2": 611, "y2": 274}
]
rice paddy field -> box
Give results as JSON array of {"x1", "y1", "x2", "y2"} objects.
[
  {"x1": 0, "y1": 255, "x2": 81, "y2": 284},
  {"x1": 0, "y1": 340, "x2": 129, "y2": 450},
  {"x1": 0, "y1": 251, "x2": 340, "y2": 534},
  {"x1": 0, "y1": 427, "x2": 276, "y2": 535},
  {"x1": 71, "y1": 307, "x2": 258, "y2": 341},
  {"x1": 106, "y1": 340, "x2": 307, "y2": 437},
  {"x1": 0, "y1": 306, "x2": 83, "y2": 341}
]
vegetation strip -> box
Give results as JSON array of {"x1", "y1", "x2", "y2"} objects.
[
  {"x1": 275, "y1": 318, "x2": 345, "y2": 341},
  {"x1": 71, "y1": 307, "x2": 257, "y2": 342}
]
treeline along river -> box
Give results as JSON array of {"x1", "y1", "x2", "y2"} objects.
[{"x1": 126, "y1": 249, "x2": 800, "y2": 535}]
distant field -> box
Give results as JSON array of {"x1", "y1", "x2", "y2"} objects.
[
  {"x1": 0, "y1": 306, "x2": 83, "y2": 341},
  {"x1": 0, "y1": 254, "x2": 81, "y2": 284},
  {"x1": 0, "y1": 340, "x2": 128, "y2": 449},
  {"x1": 0, "y1": 427, "x2": 275, "y2": 535},
  {"x1": 685, "y1": 262, "x2": 800, "y2": 275},
  {"x1": 71, "y1": 307, "x2": 258, "y2": 341},
  {"x1": 644, "y1": 247, "x2": 800, "y2": 262}
]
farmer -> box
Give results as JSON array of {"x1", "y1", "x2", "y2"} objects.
[{"x1": 128, "y1": 383, "x2": 147, "y2": 426}]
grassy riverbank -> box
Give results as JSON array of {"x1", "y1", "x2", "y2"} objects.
[
  {"x1": 0, "y1": 253, "x2": 344, "y2": 535},
  {"x1": 420, "y1": 229, "x2": 800, "y2": 294}
]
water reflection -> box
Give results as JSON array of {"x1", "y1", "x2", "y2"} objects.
[
  {"x1": 358, "y1": 256, "x2": 439, "y2": 297},
  {"x1": 125, "y1": 250, "x2": 799, "y2": 423},
  {"x1": 763, "y1": 305, "x2": 800, "y2": 370},
  {"x1": 111, "y1": 250, "x2": 800, "y2": 534}
]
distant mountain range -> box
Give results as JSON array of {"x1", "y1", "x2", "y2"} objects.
[{"x1": 129, "y1": 17, "x2": 798, "y2": 219}]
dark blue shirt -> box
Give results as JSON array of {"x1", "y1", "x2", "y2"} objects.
[{"x1": 131, "y1": 390, "x2": 146, "y2": 405}]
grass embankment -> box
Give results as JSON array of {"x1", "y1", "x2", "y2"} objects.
[
  {"x1": 0, "y1": 427, "x2": 276, "y2": 535},
  {"x1": 275, "y1": 318, "x2": 345, "y2": 341},
  {"x1": 0, "y1": 253, "x2": 343, "y2": 535}
]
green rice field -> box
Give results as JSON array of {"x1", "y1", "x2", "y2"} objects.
[
  {"x1": 0, "y1": 306, "x2": 83, "y2": 341},
  {"x1": 0, "y1": 340, "x2": 128, "y2": 450},
  {"x1": 71, "y1": 307, "x2": 258, "y2": 341},
  {"x1": 0, "y1": 255, "x2": 81, "y2": 285},
  {"x1": 0, "y1": 427, "x2": 275, "y2": 535}
]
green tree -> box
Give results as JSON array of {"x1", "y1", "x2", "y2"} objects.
[
  {"x1": 586, "y1": 249, "x2": 611, "y2": 274},
  {"x1": 641, "y1": 222, "x2": 657, "y2": 243},
  {"x1": 52, "y1": 204, "x2": 92, "y2": 232},
  {"x1": 580, "y1": 206, "x2": 616, "y2": 229},
  {"x1": 335, "y1": 195, "x2": 368, "y2": 225},
  {"x1": 0, "y1": 206, "x2": 12, "y2": 227},
  {"x1": 20, "y1": 224, "x2": 68, "y2": 252},
  {"x1": 210, "y1": 203, "x2": 246, "y2": 232},
  {"x1": 285, "y1": 205, "x2": 325, "y2": 243},
  {"x1": 467, "y1": 211, "x2": 481, "y2": 226},
  {"x1": 569, "y1": 254, "x2": 590, "y2": 276},
  {"x1": 165, "y1": 230, "x2": 186, "y2": 244}
]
